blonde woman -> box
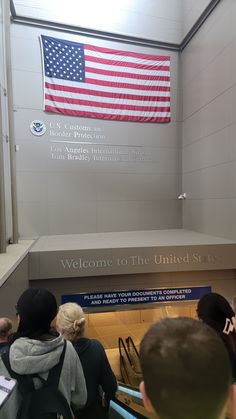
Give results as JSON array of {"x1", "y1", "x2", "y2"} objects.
[{"x1": 57, "y1": 303, "x2": 117, "y2": 419}]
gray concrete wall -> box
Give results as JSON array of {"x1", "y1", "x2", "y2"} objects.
[
  {"x1": 182, "y1": 0, "x2": 236, "y2": 239},
  {"x1": 1, "y1": 253, "x2": 236, "y2": 320},
  {"x1": 32, "y1": 269, "x2": 236, "y2": 311},
  {"x1": 0, "y1": 255, "x2": 28, "y2": 322},
  {"x1": 10, "y1": 24, "x2": 182, "y2": 238}
]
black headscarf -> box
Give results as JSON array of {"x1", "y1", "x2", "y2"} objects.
[
  {"x1": 197, "y1": 292, "x2": 236, "y2": 381},
  {"x1": 14, "y1": 288, "x2": 58, "y2": 340},
  {"x1": 197, "y1": 292, "x2": 235, "y2": 332}
]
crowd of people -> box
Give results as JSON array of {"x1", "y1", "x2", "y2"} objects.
[
  {"x1": 0, "y1": 288, "x2": 236, "y2": 419},
  {"x1": 0, "y1": 288, "x2": 116, "y2": 419}
]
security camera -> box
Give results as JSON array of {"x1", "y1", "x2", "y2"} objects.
[{"x1": 178, "y1": 193, "x2": 187, "y2": 200}]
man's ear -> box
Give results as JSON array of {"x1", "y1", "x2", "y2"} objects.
[
  {"x1": 226, "y1": 384, "x2": 236, "y2": 419},
  {"x1": 139, "y1": 381, "x2": 155, "y2": 413}
]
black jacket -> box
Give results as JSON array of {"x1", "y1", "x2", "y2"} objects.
[{"x1": 73, "y1": 338, "x2": 117, "y2": 418}]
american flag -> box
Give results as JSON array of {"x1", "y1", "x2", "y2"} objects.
[{"x1": 41, "y1": 35, "x2": 171, "y2": 123}]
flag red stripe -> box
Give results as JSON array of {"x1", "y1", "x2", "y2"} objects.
[
  {"x1": 85, "y1": 54, "x2": 170, "y2": 71},
  {"x1": 85, "y1": 66, "x2": 170, "y2": 81},
  {"x1": 45, "y1": 104, "x2": 171, "y2": 122},
  {"x1": 84, "y1": 44, "x2": 170, "y2": 61},
  {"x1": 45, "y1": 93, "x2": 170, "y2": 112},
  {"x1": 45, "y1": 82, "x2": 170, "y2": 102}
]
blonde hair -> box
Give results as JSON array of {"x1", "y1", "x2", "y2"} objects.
[{"x1": 57, "y1": 302, "x2": 86, "y2": 341}]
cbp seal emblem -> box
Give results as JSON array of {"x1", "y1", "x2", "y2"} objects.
[{"x1": 30, "y1": 120, "x2": 46, "y2": 136}]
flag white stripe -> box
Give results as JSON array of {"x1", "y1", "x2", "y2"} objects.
[
  {"x1": 45, "y1": 99, "x2": 171, "y2": 117},
  {"x1": 45, "y1": 87, "x2": 169, "y2": 106},
  {"x1": 85, "y1": 61, "x2": 170, "y2": 77}
]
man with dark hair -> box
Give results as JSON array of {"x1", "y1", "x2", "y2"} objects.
[
  {"x1": 139, "y1": 317, "x2": 232, "y2": 419},
  {"x1": 0, "y1": 317, "x2": 12, "y2": 354}
]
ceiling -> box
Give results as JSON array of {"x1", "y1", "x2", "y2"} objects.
[{"x1": 11, "y1": 0, "x2": 219, "y2": 47}]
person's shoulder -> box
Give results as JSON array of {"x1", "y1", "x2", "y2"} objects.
[
  {"x1": 65, "y1": 339, "x2": 77, "y2": 352},
  {"x1": 0, "y1": 342, "x2": 8, "y2": 348},
  {"x1": 90, "y1": 338, "x2": 104, "y2": 348},
  {"x1": 89, "y1": 339, "x2": 106, "y2": 353},
  {"x1": 0, "y1": 343, "x2": 8, "y2": 354},
  {"x1": 0, "y1": 354, "x2": 9, "y2": 375},
  {"x1": 63, "y1": 339, "x2": 79, "y2": 360},
  {"x1": 64, "y1": 340, "x2": 83, "y2": 370}
]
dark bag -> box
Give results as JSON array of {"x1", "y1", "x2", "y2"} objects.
[{"x1": 2, "y1": 341, "x2": 73, "y2": 419}]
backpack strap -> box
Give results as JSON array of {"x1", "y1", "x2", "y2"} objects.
[
  {"x1": 2, "y1": 351, "x2": 35, "y2": 396},
  {"x1": 2, "y1": 350, "x2": 17, "y2": 379},
  {"x1": 45, "y1": 340, "x2": 67, "y2": 388}
]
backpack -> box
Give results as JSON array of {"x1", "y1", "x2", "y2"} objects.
[{"x1": 2, "y1": 341, "x2": 73, "y2": 419}]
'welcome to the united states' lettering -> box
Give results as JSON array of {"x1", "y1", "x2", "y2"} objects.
[{"x1": 40, "y1": 35, "x2": 171, "y2": 123}]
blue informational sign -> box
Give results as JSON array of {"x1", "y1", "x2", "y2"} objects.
[{"x1": 61, "y1": 286, "x2": 211, "y2": 308}]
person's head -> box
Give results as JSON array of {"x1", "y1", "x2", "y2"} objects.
[
  {"x1": 15, "y1": 288, "x2": 57, "y2": 339},
  {"x1": 197, "y1": 292, "x2": 236, "y2": 335},
  {"x1": 0, "y1": 317, "x2": 12, "y2": 342},
  {"x1": 139, "y1": 317, "x2": 231, "y2": 419},
  {"x1": 56, "y1": 302, "x2": 86, "y2": 342}
]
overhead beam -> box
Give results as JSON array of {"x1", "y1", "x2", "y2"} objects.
[
  {"x1": 10, "y1": 0, "x2": 222, "y2": 52},
  {"x1": 10, "y1": 15, "x2": 180, "y2": 51},
  {"x1": 180, "y1": 0, "x2": 222, "y2": 51}
]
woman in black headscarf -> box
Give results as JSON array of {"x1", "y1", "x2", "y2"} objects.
[{"x1": 197, "y1": 292, "x2": 236, "y2": 382}]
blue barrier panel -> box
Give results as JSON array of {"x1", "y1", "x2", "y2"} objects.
[{"x1": 61, "y1": 286, "x2": 211, "y2": 308}]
